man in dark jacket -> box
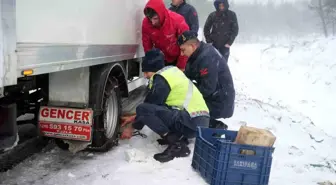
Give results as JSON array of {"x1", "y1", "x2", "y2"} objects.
[
  {"x1": 178, "y1": 31, "x2": 235, "y2": 129},
  {"x1": 169, "y1": 0, "x2": 199, "y2": 33},
  {"x1": 203, "y1": 0, "x2": 239, "y2": 62},
  {"x1": 121, "y1": 48, "x2": 209, "y2": 163}
]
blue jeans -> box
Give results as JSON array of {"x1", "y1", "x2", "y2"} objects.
[{"x1": 134, "y1": 103, "x2": 209, "y2": 138}]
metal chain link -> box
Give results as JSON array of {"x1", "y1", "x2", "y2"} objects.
[{"x1": 132, "y1": 131, "x2": 147, "y2": 138}]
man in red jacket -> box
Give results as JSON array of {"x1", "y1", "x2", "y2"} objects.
[{"x1": 142, "y1": 0, "x2": 189, "y2": 70}]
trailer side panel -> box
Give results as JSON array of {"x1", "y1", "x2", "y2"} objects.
[
  {"x1": 1, "y1": 0, "x2": 18, "y2": 87},
  {"x1": 16, "y1": 0, "x2": 146, "y2": 78}
]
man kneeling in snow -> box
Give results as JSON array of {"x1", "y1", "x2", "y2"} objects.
[{"x1": 122, "y1": 48, "x2": 209, "y2": 163}]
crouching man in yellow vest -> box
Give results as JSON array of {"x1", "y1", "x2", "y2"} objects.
[{"x1": 124, "y1": 48, "x2": 209, "y2": 163}]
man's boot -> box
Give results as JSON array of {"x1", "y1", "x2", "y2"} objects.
[
  {"x1": 153, "y1": 133, "x2": 191, "y2": 163},
  {"x1": 157, "y1": 136, "x2": 189, "y2": 145},
  {"x1": 209, "y1": 119, "x2": 228, "y2": 130}
]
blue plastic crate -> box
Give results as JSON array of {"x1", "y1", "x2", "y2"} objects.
[{"x1": 191, "y1": 127, "x2": 274, "y2": 185}]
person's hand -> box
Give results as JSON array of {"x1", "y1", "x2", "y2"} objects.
[
  {"x1": 225, "y1": 44, "x2": 231, "y2": 48},
  {"x1": 120, "y1": 115, "x2": 136, "y2": 140},
  {"x1": 121, "y1": 115, "x2": 136, "y2": 126},
  {"x1": 120, "y1": 126, "x2": 134, "y2": 139}
]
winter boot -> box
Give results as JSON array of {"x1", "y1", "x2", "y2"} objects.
[
  {"x1": 153, "y1": 133, "x2": 191, "y2": 163},
  {"x1": 215, "y1": 122, "x2": 228, "y2": 130},
  {"x1": 209, "y1": 119, "x2": 228, "y2": 130},
  {"x1": 157, "y1": 136, "x2": 189, "y2": 145}
]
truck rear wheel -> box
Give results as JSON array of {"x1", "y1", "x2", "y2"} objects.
[
  {"x1": 94, "y1": 78, "x2": 121, "y2": 151},
  {"x1": 103, "y1": 79, "x2": 121, "y2": 141},
  {"x1": 90, "y1": 68, "x2": 122, "y2": 152}
]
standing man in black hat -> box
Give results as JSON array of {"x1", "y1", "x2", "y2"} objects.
[
  {"x1": 169, "y1": 0, "x2": 199, "y2": 33},
  {"x1": 178, "y1": 31, "x2": 235, "y2": 129}
]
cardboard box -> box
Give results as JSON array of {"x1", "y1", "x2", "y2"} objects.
[{"x1": 235, "y1": 126, "x2": 276, "y2": 155}]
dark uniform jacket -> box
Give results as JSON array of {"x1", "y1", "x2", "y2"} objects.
[
  {"x1": 169, "y1": 1, "x2": 199, "y2": 33},
  {"x1": 185, "y1": 42, "x2": 235, "y2": 118}
]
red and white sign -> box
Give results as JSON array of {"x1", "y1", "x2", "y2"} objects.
[{"x1": 38, "y1": 106, "x2": 93, "y2": 142}]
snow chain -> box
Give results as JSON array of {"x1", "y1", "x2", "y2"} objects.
[{"x1": 132, "y1": 131, "x2": 147, "y2": 138}]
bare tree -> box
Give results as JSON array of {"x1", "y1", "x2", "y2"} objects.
[
  {"x1": 309, "y1": 0, "x2": 336, "y2": 37},
  {"x1": 309, "y1": 0, "x2": 329, "y2": 37},
  {"x1": 324, "y1": 0, "x2": 336, "y2": 35}
]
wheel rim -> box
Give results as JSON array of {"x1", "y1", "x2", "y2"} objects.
[{"x1": 104, "y1": 89, "x2": 119, "y2": 139}]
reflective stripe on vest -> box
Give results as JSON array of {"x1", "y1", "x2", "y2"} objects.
[{"x1": 183, "y1": 80, "x2": 193, "y2": 109}]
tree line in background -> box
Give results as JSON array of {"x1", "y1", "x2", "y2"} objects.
[
  {"x1": 309, "y1": 0, "x2": 336, "y2": 37},
  {"x1": 164, "y1": 0, "x2": 331, "y2": 42}
]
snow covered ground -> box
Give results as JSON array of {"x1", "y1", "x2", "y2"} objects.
[
  {"x1": 1, "y1": 38, "x2": 336, "y2": 185},
  {"x1": 229, "y1": 38, "x2": 336, "y2": 184}
]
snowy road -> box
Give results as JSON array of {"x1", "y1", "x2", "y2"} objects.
[{"x1": 1, "y1": 39, "x2": 336, "y2": 185}]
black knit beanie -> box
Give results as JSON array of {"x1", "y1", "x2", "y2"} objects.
[{"x1": 142, "y1": 48, "x2": 165, "y2": 72}]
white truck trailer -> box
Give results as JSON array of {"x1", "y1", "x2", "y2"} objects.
[{"x1": 0, "y1": 0, "x2": 147, "y2": 168}]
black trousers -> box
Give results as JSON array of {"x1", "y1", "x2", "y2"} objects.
[
  {"x1": 216, "y1": 46, "x2": 230, "y2": 63},
  {"x1": 134, "y1": 103, "x2": 209, "y2": 138}
]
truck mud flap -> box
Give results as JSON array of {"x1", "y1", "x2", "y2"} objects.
[{"x1": 0, "y1": 136, "x2": 50, "y2": 172}]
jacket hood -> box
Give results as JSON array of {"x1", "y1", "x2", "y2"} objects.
[
  {"x1": 214, "y1": 0, "x2": 229, "y2": 11},
  {"x1": 171, "y1": 0, "x2": 186, "y2": 7},
  {"x1": 144, "y1": 0, "x2": 168, "y2": 25}
]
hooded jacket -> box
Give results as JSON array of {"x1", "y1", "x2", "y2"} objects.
[
  {"x1": 203, "y1": 0, "x2": 239, "y2": 48},
  {"x1": 169, "y1": 0, "x2": 199, "y2": 33},
  {"x1": 142, "y1": 0, "x2": 189, "y2": 70},
  {"x1": 214, "y1": 0, "x2": 230, "y2": 10}
]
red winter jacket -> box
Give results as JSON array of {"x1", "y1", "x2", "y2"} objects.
[{"x1": 142, "y1": 0, "x2": 189, "y2": 70}]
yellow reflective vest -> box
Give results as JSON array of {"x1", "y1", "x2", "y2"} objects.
[{"x1": 149, "y1": 66, "x2": 209, "y2": 118}]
